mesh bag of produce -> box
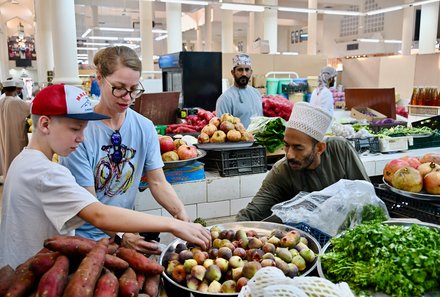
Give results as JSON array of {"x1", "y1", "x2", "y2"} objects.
[
  {"x1": 246, "y1": 267, "x2": 287, "y2": 297},
  {"x1": 289, "y1": 276, "x2": 355, "y2": 297},
  {"x1": 263, "y1": 284, "x2": 308, "y2": 297}
]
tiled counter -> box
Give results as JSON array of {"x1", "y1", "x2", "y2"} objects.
[{"x1": 134, "y1": 147, "x2": 440, "y2": 220}]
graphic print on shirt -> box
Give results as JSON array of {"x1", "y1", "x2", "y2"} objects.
[{"x1": 95, "y1": 142, "x2": 136, "y2": 197}]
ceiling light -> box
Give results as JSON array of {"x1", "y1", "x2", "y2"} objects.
[
  {"x1": 123, "y1": 37, "x2": 141, "y2": 42},
  {"x1": 89, "y1": 36, "x2": 119, "y2": 41},
  {"x1": 318, "y1": 9, "x2": 364, "y2": 16},
  {"x1": 98, "y1": 27, "x2": 135, "y2": 32},
  {"x1": 81, "y1": 28, "x2": 92, "y2": 38},
  {"x1": 412, "y1": 0, "x2": 440, "y2": 6},
  {"x1": 152, "y1": 29, "x2": 167, "y2": 34},
  {"x1": 160, "y1": 0, "x2": 209, "y2": 5},
  {"x1": 365, "y1": 5, "x2": 402, "y2": 16},
  {"x1": 155, "y1": 34, "x2": 168, "y2": 41},
  {"x1": 83, "y1": 42, "x2": 109, "y2": 46},
  {"x1": 384, "y1": 39, "x2": 402, "y2": 43},
  {"x1": 357, "y1": 38, "x2": 380, "y2": 43},
  {"x1": 221, "y1": 3, "x2": 265, "y2": 12},
  {"x1": 77, "y1": 47, "x2": 98, "y2": 50},
  {"x1": 282, "y1": 52, "x2": 299, "y2": 55},
  {"x1": 278, "y1": 6, "x2": 313, "y2": 13}
]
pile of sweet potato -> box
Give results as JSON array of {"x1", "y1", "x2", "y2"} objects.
[{"x1": 0, "y1": 236, "x2": 164, "y2": 297}]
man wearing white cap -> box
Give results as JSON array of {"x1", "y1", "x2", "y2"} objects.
[
  {"x1": 215, "y1": 53, "x2": 263, "y2": 128},
  {"x1": 15, "y1": 79, "x2": 24, "y2": 99},
  {"x1": 0, "y1": 79, "x2": 31, "y2": 178},
  {"x1": 236, "y1": 102, "x2": 370, "y2": 221},
  {"x1": 309, "y1": 66, "x2": 337, "y2": 115}
]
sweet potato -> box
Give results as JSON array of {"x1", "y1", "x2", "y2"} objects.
[
  {"x1": 94, "y1": 269, "x2": 118, "y2": 297},
  {"x1": 104, "y1": 254, "x2": 129, "y2": 271},
  {"x1": 36, "y1": 255, "x2": 69, "y2": 297},
  {"x1": 29, "y1": 252, "x2": 60, "y2": 276},
  {"x1": 5, "y1": 258, "x2": 36, "y2": 297},
  {"x1": 142, "y1": 273, "x2": 160, "y2": 297},
  {"x1": 62, "y1": 238, "x2": 108, "y2": 297},
  {"x1": 136, "y1": 273, "x2": 146, "y2": 290},
  {"x1": 107, "y1": 241, "x2": 119, "y2": 255},
  {"x1": 118, "y1": 267, "x2": 139, "y2": 297},
  {"x1": 0, "y1": 265, "x2": 15, "y2": 296},
  {"x1": 44, "y1": 237, "x2": 95, "y2": 256},
  {"x1": 116, "y1": 248, "x2": 163, "y2": 275}
]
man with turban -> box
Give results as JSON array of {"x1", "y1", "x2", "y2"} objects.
[
  {"x1": 236, "y1": 102, "x2": 370, "y2": 221},
  {"x1": 309, "y1": 66, "x2": 337, "y2": 115},
  {"x1": 216, "y1": 53, "x2": 263, "y2": 128}
]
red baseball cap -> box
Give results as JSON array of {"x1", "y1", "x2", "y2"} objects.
[{"x1": 31, "y1": 84, "x2": 110, "y2": 120}]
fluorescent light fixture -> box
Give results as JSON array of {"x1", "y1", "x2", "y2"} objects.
[
  {"x1": 357, "y1": 38, "x2": 380, "y2": 42},
  {"x1": 412, "y1": 0, "x2": 440, "y2": 6},
  {"x1": 123, "y1": 37, "x2": 142, "y2": 42},
  {"x1": 89, "y1": 36, "x2": 119, "y2": 41},
  {"x1": 384, "y1": 39, "x2": 402, "y2": 43},
  {"x1": 152, "y1": 29, "x2": 167, "y2": 34},
  {"x1": 155, "y1": 34, "x2": 168, "y2": 41},
  {"x1": 318, "y1": 9, "x2": 364, "y2": 16},
  {"x1": 278, "y1": 6, "x2": 313, "y2": 13},
  {"x1": 98, "y1": 27, "x2": 135, "y2": 32},
  {"x1": 77, "y1": 54, "x2": 89, "y2": 57},
  {"x1": 160, "y1": 0, "x2": 209, "y2": 5},
  {"x1": 83, "y1": 42, "x2": 109, "y2": 46},
  {"x1": 221, "y1": 3, "x2": 265, "y2": 12},
  {"x1": 77, "y1": 47, "x2": 98, "y2": 50},
  {"x1": 365, "y1": 5, "x2": 402, "y2": 15},
  {"x1": 282, "y1": 52, "x2": 299, "y2": 55},
  {"x1": 81, "y1": 28, "x2": 92, "y2": 38}
]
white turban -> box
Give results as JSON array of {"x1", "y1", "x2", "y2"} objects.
[
  {"x1": 286, "y1": 102, "x2": 332, "y2": 142},
  {"x1": 232, "y1": 53, "x2": 251, "y2": 68},
  {"x1": 317, "y1": 66, "x2": 337, "y2": 95},
  {"x1": 2, "y1": 80, "x2": 16, "y2": 88}
]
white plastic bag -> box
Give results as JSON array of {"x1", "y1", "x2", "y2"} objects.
[{"x1": 271, "y1": 179, "x2": 389, "y2": 236}]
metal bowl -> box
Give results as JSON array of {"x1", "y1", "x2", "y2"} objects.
[{"x1": 160, "y1": 221, "x2": 321, "y2": 297}]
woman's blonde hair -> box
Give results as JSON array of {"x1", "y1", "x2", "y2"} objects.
[{"x1": 94, "y1": 46, "x2": 142, "y2": 77}]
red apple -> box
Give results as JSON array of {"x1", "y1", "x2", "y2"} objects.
[
  {"x1": 159, "y1": 136, "x2": 175, "y2": 153},
  {"x1": 177, "y1": 145, "x2": 198, "y2": 160}
]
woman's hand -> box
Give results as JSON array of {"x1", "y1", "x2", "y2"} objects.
[
  {"x1": 121, "y1": 233, "x2": 162, "y2": 255},
  {"x1": 172, "y1": 221, "x2": 211, "y2": 250}
]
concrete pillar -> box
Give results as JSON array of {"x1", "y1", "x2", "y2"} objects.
[
  {"x1": 0, "y1": 14, "x2": 9, "y2": 80},
  {"x1": 307, "y1": 0, "x2": 318, "y2": 55},
  {"x1": 247, "y1": 12, "x2": 256, "y2": 53},
  {"x1": 419, "y1": 2, "x2": 439, "y2": 54},
  {"x1": 51, "y1": 0, "x2": 81, "y2": 85},
  {"x1": 140, "y1": 0, "x2": 154, "y2": 77},
  {"x1": 34, "y1": 0, "x2": 54, "y2": 84},
  {"x1": 401, "y1": 0, "x2": 414, "y2": 55},
  {"x1": 195, "y1": 27, "x2": 203, "y2": 51},
  {"x1": 263, "y1": 7, "x2": 278, "y2": 54},
  {"x1": 204, "y1": 5, "x2": 212, "y2": 51},
  {"x1": 87, "y1": 5, "x2": 99, "y2": 65},
  {"x1": 166, "y1": 2, "x2": 182, "y2": 53},
  {"x1": 221, "y1": 9, "x2": 234, "y2": 53}
]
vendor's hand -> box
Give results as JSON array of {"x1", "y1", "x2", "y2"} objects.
[
  {"x1": 121, "y1": 233, "x2": 162, "y2": 255},
  {"x1": 172, "y1": 221, "x2": 211, "y2": 250},
  {"x1": 173, "y1": 209, "x2": 191, "y2": 222}
]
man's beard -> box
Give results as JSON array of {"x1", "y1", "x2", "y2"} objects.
[
  {"x1": 235, "y1": 76, "x2": 249, "y2": 88},
  {"x1": 287, "y1": 151, "x2": 315, "y2": 171}
]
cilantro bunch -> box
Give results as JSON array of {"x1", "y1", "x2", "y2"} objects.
[{"x1": 321, "y1": 223, "x2": 440, "y2": 296}]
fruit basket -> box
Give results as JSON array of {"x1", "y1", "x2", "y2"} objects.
[
  {"x1": 163, "y1": 149, "x2": 206, "y2": 169},
  {"x1": 159, "y1": 221, "x2": 321, "y2": 297}
]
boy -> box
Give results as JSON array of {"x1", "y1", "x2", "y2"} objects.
[{"x1": 0, "y1": 84, "x2": 210, "y2": 269}]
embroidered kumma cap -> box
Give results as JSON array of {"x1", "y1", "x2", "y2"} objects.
[
  {"x1": 286, "y1": 102, "x2": 332, "y2": 142},
  {"x1": 15, "y1": 80, "x2": 24, "y2": 88},
  {"x1": 2, "y1": 80, "x2": 16, "y2": 88},
  {"x1": 31, "y1": 84, "x2": 110, "y2": 121},
  {"x1": 232, "y1": 53, "x2": 252, "y2": 68}
]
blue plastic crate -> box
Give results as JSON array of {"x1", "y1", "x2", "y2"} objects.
[{"x1": 286, "y1": 222, "x2": 331, "y2": 248}]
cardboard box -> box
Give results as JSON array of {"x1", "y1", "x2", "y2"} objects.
[
  {"x1": 351, "y1": 107, "x2": 387, "y2": 121},
  {"x1": 139, "y1": 161, "x2": 205, "y2": 190}
]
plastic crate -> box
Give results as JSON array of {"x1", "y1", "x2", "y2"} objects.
[
  {"x1": 285, "y1": 222, "x2": 332, "y2": 248},
  {"x1": 374, "y1": 186, "x2": 440, "y2": 225},
  {"x1": 409, "y1": 131, "x2": 440, "y2": 150},
  {"x1": 201, "y1": 145, "x2": 267, "y2": 177},
  {"x1": 346, "y1": 137, "x2": 380, "y2": 154}
]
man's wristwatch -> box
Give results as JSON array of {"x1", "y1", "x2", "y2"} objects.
[{"x1": 114, "y1": 232, "x2": 124, "y2": 245}]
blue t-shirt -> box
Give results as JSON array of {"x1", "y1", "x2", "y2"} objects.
[
  {"x1": 60, "y1": 108, "x2": 163, "y2": 240},
  {"x1": 90, "y1": 79, "x2": 101, "y2": 97}
]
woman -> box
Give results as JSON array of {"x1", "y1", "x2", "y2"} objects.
[
  {"x1": 61, "y1": 46, "x2": 192, "y2": 253},
  {"x1": 309, "y1": 66, "x2": 337, "y2": 116}
]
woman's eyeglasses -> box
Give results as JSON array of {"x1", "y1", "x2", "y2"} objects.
[
  {"x1": 103, "y1": 77, "x2": 145, "y2": 100},
  {"x1": 110, "y1": 130, "x2": 123, "y2": 164}
]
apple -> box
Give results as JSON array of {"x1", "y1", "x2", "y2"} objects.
[
  {"x1": 159, "y1": 136, "x2": 175, "y2": 153},
  {"x1": 219, "y1": 121, "x2": 235, "y2": 133},
  {"x1": 177, "y1": 145, "x2": 198, "y2": 160}
]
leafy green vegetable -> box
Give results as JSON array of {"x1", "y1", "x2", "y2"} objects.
[
  {"x1": 375, "y1": 125, "x2": 435, "y2": 138},
  {"x1": 321, "y1": 223, "x2": 440, "y2": 297},
  {"x1": 249, "y1": 117, "x2": 286, "y2": 153},
  {"x1": 193, "y1": 217, "x2": 207, "y2": 227}
]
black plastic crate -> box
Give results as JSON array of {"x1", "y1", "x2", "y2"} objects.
[
  {"x1": 285, "y1": 222, "x2": 331, "y2": 248},
  {"x1": 201, "y1": 145, "x2": 267, "y2": 177},
  {"x1": 409, "y1": 131, "x2": 440, "y2": 150},
  {"x1": 346, "y1": 136, "x2": 380, "y2": 154},
  {"x1": 374, "y1": 186, "x2": 440, "y2": 225}
]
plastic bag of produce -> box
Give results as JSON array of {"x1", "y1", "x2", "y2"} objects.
[{"x1": 270, "y1": 180, "x2": 389, "y2": 236}]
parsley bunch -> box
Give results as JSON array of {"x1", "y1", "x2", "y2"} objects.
[{"x1": 321, "y1": 223, "x2": 440, "y2": 296}]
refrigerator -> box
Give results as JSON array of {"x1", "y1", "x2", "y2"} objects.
[{"x1": 159, "y1": 51, "x2": 222, "y2": 111}]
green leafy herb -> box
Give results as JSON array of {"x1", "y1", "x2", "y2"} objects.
[
  {"x1": 321, "y1": 223, "x2": 440, "y2": 296},
  {"x1": 249, "y1": 117, "x2": 286, "y2": 153},
  {"x1": 193, "y1": 217, "x2": 207, "y2": 227}
]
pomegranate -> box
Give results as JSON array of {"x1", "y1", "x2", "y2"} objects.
[
  {"x1": 227, "y1": 129, "x2": 242, "y2": 142},
  {"x1": 419, "y1": 153, "x2": 440, "y2": 164},
  {"x1": 383, "y1": 159, "x2": 410, "y2": 184},
  {"x1": 391, "y1": 167, "x2": 423, "y2": 193},
  {"x1": 418, "y1": 162, "x2": 440, "y2": 178},
  {"x1": 201, "y1": 124, "x2": 217, "y2": 137},
  {"x1": 177, "y1": 145, "x2": 198, "y2": 160},
  {"x1": 399, "y1": 156, "x2": 421, "y2": 169},
  {"x1": 159, "y1": 136, "x2": 175, "y2": 153},
  {"x1": 424, "y1": 170, "x2": 440, "y2": 194}
]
